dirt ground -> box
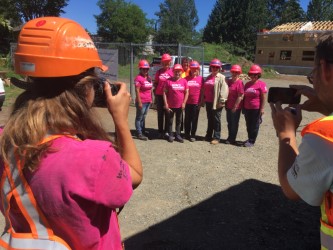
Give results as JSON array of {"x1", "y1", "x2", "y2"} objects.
[{"x1": 0, "y1": 75, "x2": 322, "y2": 249}]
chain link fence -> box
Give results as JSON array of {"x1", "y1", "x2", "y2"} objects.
[{"x1": 10, "y1": 42, "x2": 204, "y2": 100}]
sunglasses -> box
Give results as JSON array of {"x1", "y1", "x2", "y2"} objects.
[
  {"x1": 307, "y1": 59, "x2": 333, "y2": 85},
  {"x1": 248, "y1": 73, "x2": 258, "y2": 77}
]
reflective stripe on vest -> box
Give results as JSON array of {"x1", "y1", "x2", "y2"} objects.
[
  {"x1": 0, "y1": 135, "x2": 76, "y2": 249},
  {"x1": 301, "y1": 115, "x2": 333, "y2": 249}
]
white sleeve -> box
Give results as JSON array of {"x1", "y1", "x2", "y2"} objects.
[{"x1": 287, "y1": 134, "x2": 333, "y2": 206}]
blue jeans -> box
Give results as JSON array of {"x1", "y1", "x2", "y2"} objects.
[
  {"x1": 226, "y1": 108, "x2": 241, "y2": 142},
  {"x1": 135, "y1": 102, "x2": 151, "y2": 135},
  {"x1": 184, "y1": 104, "x2": 200, "y2": 136},
  {"x1": 243, "y1": 109, "x2": 261, "y2": 143},
  {"x1": 205, "y1": 102, "x2": 223, "y2": 140}
]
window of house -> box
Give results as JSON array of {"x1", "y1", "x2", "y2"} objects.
[
  {"x1": 304, "y1": 33, "x2": 317, "y2": 42},
  {"x1": 282, "y1": 34, "x2": 294, "y2": 42},
  {"x1": 280, "y1": 50, "x2": 292, "y2": 60},
  {"x1": 269, "y1": 52, "x2": 275, "y2": 58},
  {"x1": 258, "y1": 50, "x2": 263, "y2": 54},
  {"x1": 302, "y1": 51, "x2": 315, "y2": 61}
]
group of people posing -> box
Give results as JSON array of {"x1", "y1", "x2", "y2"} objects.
[{"x1": 134, "y1": 54, "x2": 267, "y2": 147}]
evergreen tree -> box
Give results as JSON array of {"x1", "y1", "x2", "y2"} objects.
[
  {"x1": 280, "y1": 0, "x2": 306, "y2": 23},
  {"x1": 307, "y1": 0, "x2": 333, "y2": 21},
  {"x1": 96, "y1": 0, "x2": 150, "y2": 43},
  {"x1": 6, "y1": 0, "x2": 68, "y2": 23},
  {"x1": 154, "y1": 0, "x2": 199, "y2": 45},
  {"x1": 203, "y1": 0, "x2": 268, "y2": 58},
  {"x1": 266, "y1": 0, "x2": 286, "y2": 28}
]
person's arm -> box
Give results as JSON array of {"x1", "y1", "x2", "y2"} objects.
[
  {"x1": 260, "y1": 92, "x2": 266, "y2": 116},
  {"x1": 232, "y1": 94, "x2": 243, "y2": 113},
  {"x1": 135, "y1": 86, "x2": 142, "y2": 109},
  {"x1": 290, "y1": 84, "x2": 331, "y2": 115},
  {"x1": 104, "y1": 82, "x2": 142, "y2": 189},
  {"x1": 163, "y1": 86, "x2": 170, "y2": 112},
  {"x1": 183, "y1": 89, "x2": 189, "y2": 110},
  {"x1": 270, "y1": 102, "x2": 301, "y2": 200},
  {"x1": 217, "y1": 75, "x2": 228, "y2": 108}
]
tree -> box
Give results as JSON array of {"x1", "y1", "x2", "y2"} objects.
[
  {"x1": 6, "y1": 0, "x2": 68, "y2": 23},
  {"x1": 307, "y1": 0, "x2": 333, "y2": 21},
  {"x1": 280, "y1": 0, "x2": 306, "y2": 23},
  {"x1": 96, "y1": 0, "x2": 150, "y2": 43},
  {"x1": 266, "y1": 0, "x2": 286, "y2": 28},
  {"x1": 203, "y1": 0, "x2": 268, "y2": 59},
  {"x1": 154, "y1": 0, "x2": 199, "y2": 45}
]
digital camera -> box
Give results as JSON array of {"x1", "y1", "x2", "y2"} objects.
[{"x1": 93, "y1": 77, "x2": 119, "y2": 107}]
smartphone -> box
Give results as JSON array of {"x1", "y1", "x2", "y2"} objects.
[{"x1": 268, "y1": 87, "x2": 301, "y2": 104}]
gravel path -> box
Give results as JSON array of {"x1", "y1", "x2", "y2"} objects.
[{"x1": 0, "y1": 76, "x2": 322, "y2": 249}]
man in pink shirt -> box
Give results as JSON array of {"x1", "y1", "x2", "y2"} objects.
[{"x1": 163, "y1": 64, "x2": 189, "y2": 143}]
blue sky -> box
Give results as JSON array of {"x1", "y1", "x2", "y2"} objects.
[{"x1": 61, "y1": 0, "x2": 311, "y2": 34}]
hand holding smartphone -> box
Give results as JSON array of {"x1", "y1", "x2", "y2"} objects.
[{"x1": 268, "y1": 87, "x2": 301, "y2": 104}]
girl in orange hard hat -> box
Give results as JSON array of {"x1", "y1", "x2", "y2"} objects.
[{"x1": 0, "y1": 17, "x2": 142, "y2": 250}]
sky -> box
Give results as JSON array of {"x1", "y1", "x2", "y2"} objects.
[{"x1": 61, "y1": 0, "x2": 311, "y2": 35}]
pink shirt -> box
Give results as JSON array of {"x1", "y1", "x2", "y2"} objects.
[
  {"x1": 185, "y1": 75, "x2": 203, "y2": 105},
  {"x1": 154, "y1": 68, "x2": 173, "y2": 95},
  {"x1": 0, "y1": 131, "x2": 133, "y2": 250},
  {"x1": 226, "y1": 79, "x2": 244, "y2": 109},
  {"x1": 243, "y1": 80, "x2": 267, "y2": 109},
  {"x1": 203, "y1": 75, "x2": 216, "y2": 103},
  {"x1": 134, "y1": 74, "x2": 153, "y2": 103},
  {"x1": 164, "y1": 77, "x2": 188, "y2": 108}
]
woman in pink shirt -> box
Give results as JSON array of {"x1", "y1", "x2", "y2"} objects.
[
  {"x1": 154, "y1": 53, "x2": 173, "y2": 139},
  {"x1": 134, "y1": 60, "x2": 153, "y2": 141},
  {"x1": 0, "y1": 17, "x2": 142, "y2": 250},
  {"x1": 201, "y1": 58, "x2": 229, "y2": 145},
  {"x1": 184, "y1": 61, "x2": 203, "y2": 142},
  {"x1": 163, "y1": 64, "x2": 189, "y2": 143},
  {"x1": 243, "y1": 64, "x2": 267, "y2": 147},
  {"x1": 225, "y1": 64, "x2": 244, "y2": 145}
]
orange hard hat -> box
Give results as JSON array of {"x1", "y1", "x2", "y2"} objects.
[
  {"x1": 14, "y1": 17, "x2": 107, "y2": 77},
  {"x1": 138, "y1": 60, "x2": 150, "y2": 69}
]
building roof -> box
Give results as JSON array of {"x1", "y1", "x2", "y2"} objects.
[{"x1": 263, "y1": 21, "x2": 333, "y2": 33}]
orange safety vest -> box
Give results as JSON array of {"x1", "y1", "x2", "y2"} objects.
[
  {"x1": 0, "y1": 135, "x2": 76, "y2": 249},
  {"x1": 302, "y1": 115, "x2": 333, "y2": 250}
]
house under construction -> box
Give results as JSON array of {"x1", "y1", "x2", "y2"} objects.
[{"x1": 254, "y1": 21, "x2": 333, "y2": 75}]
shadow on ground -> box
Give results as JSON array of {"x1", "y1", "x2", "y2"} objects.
[{"x1": 124, "y1": 179, "x2": 320, "y2": 250}]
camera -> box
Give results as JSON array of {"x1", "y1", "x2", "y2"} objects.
[
  {"x1": 93, "y1": 77, "x2": 119, "y2": 107},
  {"x1": 268, "y1": 87, "x2": 301, "y2": 104}
]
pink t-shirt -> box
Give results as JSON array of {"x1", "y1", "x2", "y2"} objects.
[
  {"x1": 203, "y1": 75, "x2": 216, "y2": 103},
  {"x1": 226, "y1": 79, "x2": 244, "y2": 109},
  {"x1": 134, "y1": 74, "x2": 153, "y2": 103},
  {"x1": 185, "y1": 75, "x2": 203, "y2": 105},
  {"x1": 243, "y1": 80, "x2": 267, "y2": 109},
  {"x1": 0, "y1": 131, "x2": 133, "y2": 250},
  {"x1": 155, "y1": 68, "x2": 173, "y2": 95},
  {"x1": 164, "y1": 77, "x2": 188, "y2": 108}
]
